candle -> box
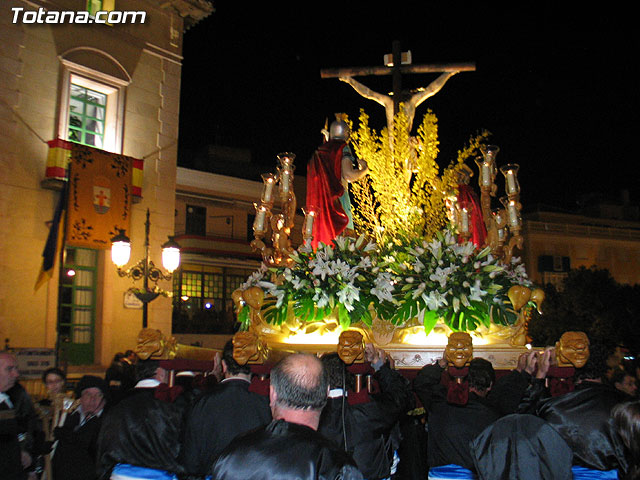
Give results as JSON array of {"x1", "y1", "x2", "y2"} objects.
[
  {"x1": 262, "y1": 175, "x2": 275, "y2": 203},
  {"x1": 460, "y1": 207, "x2": 469, "y2": 233},
  {"x1": 279, "y1": 169, "x2": 290, "y2": 195},
  {"x1": 481, "y1": 163, "x2": 492, "y2": 187},
  {"x1": 500, "y1": 164, "x2": 520, "y2": 195},
  {"x1": 304, "y1": 210, "x2": 315, "y2": 236},
  {"x1": 254, "y1": 208, "x2": 266, "y2": 231},
  {"x1": 506, "y1": 170, "x2": 517, "y2": 194},
  {"x1": 507, "y1": 201, "x2": 520, "y2": 227}
]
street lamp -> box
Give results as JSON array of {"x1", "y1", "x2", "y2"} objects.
[{"x1": 110, "y1": 208, "x2": 180, "y2": 328}]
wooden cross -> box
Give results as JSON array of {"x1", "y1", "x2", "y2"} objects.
[{"x1": 321, "y1": 40, "x2": 475, "y2": 130}]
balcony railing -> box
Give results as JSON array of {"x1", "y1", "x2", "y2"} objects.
[{"x1": 524, "y1": 220, "x2": 640, "y2": 241}]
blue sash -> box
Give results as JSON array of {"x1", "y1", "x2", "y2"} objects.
[
  {"x1": 571, "y1": 466, "x2": 619, "y2": 479},
  {"x1": 428, "y1": 464, "x2": 477, "y2": 479},
  {"x1": 110, "y1": 464, "x2": 179, "y2": 480}
]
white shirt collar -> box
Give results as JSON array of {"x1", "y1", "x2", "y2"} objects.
[
  {"x1": 0, "y1": 392, "x2": 13, "y2": 408},
  {"x1": 328, "y1": 388, "x2": 346, "y2": 398},
  {"x1": 222, "y1": 376, "x2": 251, "y2": 384},
  {"x1": 135, "y1": 378, "x2": 161, "y2": 389},
  {"x1": 79, "y1": 405, "x2": 104, "y2": 424}
]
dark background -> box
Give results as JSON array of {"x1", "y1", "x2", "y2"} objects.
[{"x1": 178, "y1": 2, "x2": 639, "y2": 210}]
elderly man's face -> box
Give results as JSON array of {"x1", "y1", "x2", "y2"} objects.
[
  {"x1": 337, "y1": 331, "x2": 364, "y2": 365},
  {"x1": 445, "y1": 333, "x2": 473, "y2": 368},
  {"x1": 0, "y1": 354, "x2": 20, "y2": 393},
  {"x1": 556, "y1": 331, "x2": 590, "y2": 368},
  {"x1": 80, "y1": 387, "x2": 105, "y2": 416}
]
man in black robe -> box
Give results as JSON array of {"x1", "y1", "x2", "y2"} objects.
[
  {"x1": 0, "y1": 351, "x2": 42, "y2": 480},
  {"x1": 413, "y1": 354, "x2": 502, "y2": 471},
  {"x1": 182, "y1": 340, "x2": 271, "y2": 475},
  {"x1": 520, "y1": 343, "x2": 628, "y2": 473},
  {"x1": 52, "y1": 375, "x2": 107, "y2": 480},
  {"x1": 318, "y1": 345, "x2": 414, "y2": 480},
  {"x1": 211, "y1": 353, "x2": 363, "y2": 480},
  {"x1": 96, "y1": 359, "x2": 188, "y2": 479}
]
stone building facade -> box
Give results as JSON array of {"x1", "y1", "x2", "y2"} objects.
[{"x1": 0, "y1": 0, "x2": 212, "y2": 365}]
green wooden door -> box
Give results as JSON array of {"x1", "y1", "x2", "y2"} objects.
[{"x1": 59, "y1": 247, "x2": 97, "y2": 365}]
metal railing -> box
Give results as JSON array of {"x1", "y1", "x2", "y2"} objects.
[{"x1": 524, "y1": 221, "x2": 640, "y2": 241}]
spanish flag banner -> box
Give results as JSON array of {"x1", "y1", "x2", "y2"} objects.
[
  {"x1": 35, "y1": 180, "x2": 68, "y2": 291},
  {"x1": 65, "y1": 144, "x2": 133, "y2": 249},
  {"x1": 46, "y1": 138, "x2": 143, "y2": 200}
]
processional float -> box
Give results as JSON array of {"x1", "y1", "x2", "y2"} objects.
[{"x1": 229, "y1": 133, "x2": 545, "y2": 370}]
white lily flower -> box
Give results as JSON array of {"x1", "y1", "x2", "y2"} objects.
[
  {"x1": 429, "y1": 267, "x2": 450, "y2": 288},
  {"x1": 334, "y1": 236, "x2": 347, "y2": 251},
  {"x1": 363, "y1": 241, "x2": 377, "y2": 252},
  {"x1": 371, "y1": 273, "x2": 395, "y2": 303},
  {"x1": 337, "y1": 283, "x2": 360, "y2": 311},
  {"x1": 413, "y1": 257, "x2": 425, "y2": 273},
  {"x1": 313, "y1": 290, "x2": 330, "y2": 308},
  {"x1": 283, "y1": 268, "x2": 293, "y2": 281},
  {"x1": 291, "y1": 277, "x2": 308, "y2": 290},
  {"x1": 274, "y1": 289, "x2": 286, "y2": 308},
  {"x1": 422, "y1": 290, "x2": 448, "y2": 310},
  {"x1": 257, "y1": 281, "x2": 275, "y2": 290},
  {"x1": 311, "y1": 257, "x2": 330, "y2": 280},
  {"x1": 469, "y1": 279, "x2": 487, "y2": 302},
  {"x1": 358, "y1": 256, "x2": 372, "y2": 269}
]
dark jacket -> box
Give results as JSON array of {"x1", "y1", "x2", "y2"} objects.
[
  {"x1": 487, "y1": 368, "x2": 534, "y2": 415},
  {"x1": 211, "y1": 419, "x2": 363, "y2": 480},
  {"x1": 105, "y1": 361, "x2": 136, "y2": 405},
  {"x1": 96, "y1": 386, "x2": 188, "y2": 479},
  {"x1": 52, "y1": 408, "x2": 103, "y2": 480},
  {"x1": 0, "y1": 383, "x2": 41, "y2": 480},
  {"x1": 182, "y1": 377, "x2": 271, "y2": 475},
  {"x1": 471, "y1": 413, "x2": 573, "y2": 480},
  {"x1": 318, "y1": 364, "x2": 413, "y2": 480},
  {"x1": 413, "y1": 362, "x2": 502, "y2": 470},
  {"x1": 534, "y1": 381, "x2": 628, "y2": 472}
]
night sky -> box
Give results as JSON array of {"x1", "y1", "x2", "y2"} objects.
[{"x1": 178, "y1": 3, "x2": 639, "y2": 211}]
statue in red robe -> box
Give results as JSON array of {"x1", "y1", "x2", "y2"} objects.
[{"x1": 306, "y1": 116, "x2": 368, "y2": 250}]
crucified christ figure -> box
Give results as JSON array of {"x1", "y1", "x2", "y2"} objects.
[{"x1": 339, "y1": 71, "x2": 458, "y2": 133}]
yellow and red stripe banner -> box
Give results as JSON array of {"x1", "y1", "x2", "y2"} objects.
[{"x1": 46, "y1": 138, "x2": 143, "y2": 200}]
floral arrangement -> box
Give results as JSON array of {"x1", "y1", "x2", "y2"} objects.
[{"x1": 239, "y1": 227, "x2": 531, "y2": 335}]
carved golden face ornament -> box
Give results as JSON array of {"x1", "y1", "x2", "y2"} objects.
[
  {"x1": 445, "y1": 332, "x2": 473, "y2": 368},
  {"x1": 232, "y1": 332, "x2": 260, "y2": 366},
  {"x1": 556, "y1": 331, "x2": 589, "y2": 368},
  {"x1": 337, "y1": 330, "x2": 365, "y2": 365}
]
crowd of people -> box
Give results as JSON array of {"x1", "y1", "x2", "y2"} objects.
[{"x1": 1, "y1": 333, "x2": 639, "y2": 480}]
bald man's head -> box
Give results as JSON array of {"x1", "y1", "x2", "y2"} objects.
[{"x1": 270, "y1": 354, "x2": 328, "y2": 411}]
